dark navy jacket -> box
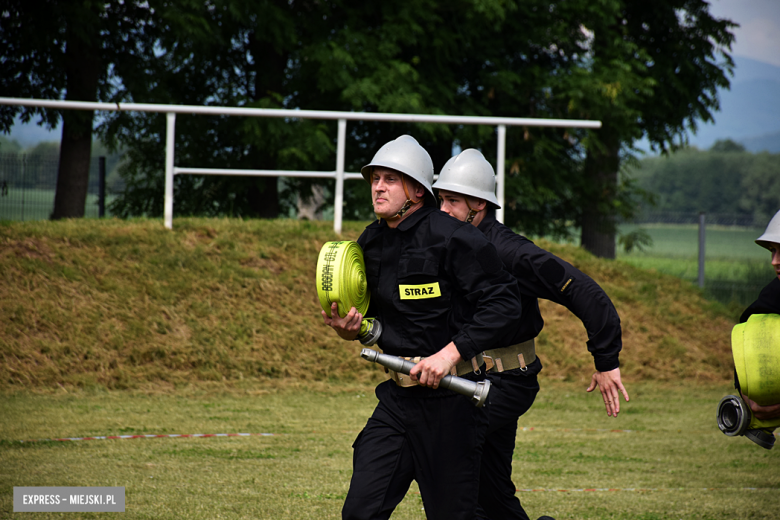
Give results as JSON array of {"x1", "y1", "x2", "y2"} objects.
[
  {"x1": 477, "y1": 212, "x2": 622, "y2": 373},
  {"x1": 358, "y1": 206, "x2": 522, "y2": 362},
  {"x1": 740, "y1": 278, "x2": 780, "y2": 323}
]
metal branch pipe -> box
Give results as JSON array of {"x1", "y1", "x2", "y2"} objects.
[{"x1": 360, "y1": 348, "x2": 491, "y2": 407}]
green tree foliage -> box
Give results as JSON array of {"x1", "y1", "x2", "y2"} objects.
[
  {"x1": 0, "y1": 0, "x2": 162, "y2": 219},
  {"x1": 632, "y1": 141, "x2": 780, "y2": 224},
  {"x1": 103, "y1": 0, "x2": 618, "y2": 231},
  {"x1": 3, "y1": 1, "x2": 735, "y2": 249},
  {"x1": 567, "y1": 0, "x2": 735, "y2": 257},
  {"x1": 0, "y1": 136, "x2": 23, "y2": 154}
]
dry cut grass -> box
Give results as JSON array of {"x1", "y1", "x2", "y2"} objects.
[{"x1": 0, "y1": 218, "x2": 738, "y2": 391}]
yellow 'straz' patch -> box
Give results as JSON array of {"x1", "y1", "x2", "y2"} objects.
[{"x1": 399, "y1": 283, "x2": 441, "y2": 299}]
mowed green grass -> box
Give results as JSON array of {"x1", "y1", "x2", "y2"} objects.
[
  {"x1": 617, "y1": 224, "x2": 776, "y2": 307},
  {"x1": 1, "y1": 382, "x2": 778, "y2": 519},
  {"x1": 618, "y1": 224, "x2": 769, "y2": 261}
]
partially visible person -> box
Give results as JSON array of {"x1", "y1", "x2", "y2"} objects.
[
  {"x1": 432, "y1": 148, "x2": 629, "y2": 520},
  {"x1": 738, "y1": 209, "x2": 780, "y2": 421},
  {"x1": 321, "y1": 136, "x2": 523, "y2": 520}
]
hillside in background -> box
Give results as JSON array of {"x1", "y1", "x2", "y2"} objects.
[
  {"x1": 628, "y1": 144, "x2": 780, "y2": 226},
  {"x1": 687, "y1": 56, "x2": 780, "y2": 152},
  {"x1": 0, "y1": 218, "x2": 738, "y2": 391}
]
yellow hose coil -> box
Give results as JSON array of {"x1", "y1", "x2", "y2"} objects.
[
  {"x1": 732, "y1": 314, "x2": 780, "y2": 431},
  {"x1": 316, "y1": 241, "x2": 378, "y2": 342}
]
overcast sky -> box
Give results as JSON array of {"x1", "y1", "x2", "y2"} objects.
[{"x1": 710, "y1": 0, "x2": 780, "y2": 67}]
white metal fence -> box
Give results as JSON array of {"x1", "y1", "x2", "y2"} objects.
[{"x1": 0, "y1": 97, "x2": 601, "y2": 232}]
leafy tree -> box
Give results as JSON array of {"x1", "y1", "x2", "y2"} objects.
[
  {"x1": 630, "y1": 145, "x2": 780, "y2": 224},
  {"x1": 710, "y1": 139, "x2": 746, "y2": 153},
  {"x1": 738, "y1": 153, "x2": 780, "y2": 224},
  {"x1": 0, "y1": 136, "x2": 22, "y2": 154},
  {"x1": 568, "y1": 0, "x2": 736, "y2": 257},
  {"x1": 0, "y1": 0, "x2": 161, "y2": 219},
  {"x1": 4, "y1": 0, "x2": 734, "y2": 246}
]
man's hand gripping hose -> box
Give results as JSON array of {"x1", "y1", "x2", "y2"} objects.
[{"x1": 360, "y1": 349, "x2": 491, "y2": 407}]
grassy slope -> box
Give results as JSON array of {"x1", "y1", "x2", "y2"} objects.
[{"x1": 0, "y1": 218, "x2": 738, "y2": 391}]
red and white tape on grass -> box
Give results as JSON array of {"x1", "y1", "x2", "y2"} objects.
[
  {"x1": 16, "y1": 426, "x2": 776, "y2": 443},
  {"x1": 14, "y1": 431, "x2": 777, "y2": 493},
  {"x1": 19, "y1": 432, "x2": 278, "y2": 443}
]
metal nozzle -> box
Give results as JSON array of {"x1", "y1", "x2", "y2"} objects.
[{"x1": 360, "y1": 348, "x2": 490, "y2": 407}]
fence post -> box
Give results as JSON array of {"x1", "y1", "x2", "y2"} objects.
[
  {"x1": 496, "y1": 124, "x2": 506, "y2": 223},
  {"x1": 164, "y1": 112, "x2": 176, "y2": 230},
  {"x1": 698, "y1": 211, "x2": 706, "y2": 288},
  {"x1": 21, "y1": 154, "x2": 25, "y2": 221},
  {"x1": 334, "y1": 118, "x2": 346, "y2": 234},
  {"x1": 98, "y1": 156, "x2": 106, "y2": 218}
]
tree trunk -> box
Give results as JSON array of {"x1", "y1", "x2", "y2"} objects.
[
  {"x1": 245, "y1": 30, "x2": 287, "y2": 219},
  {"x1": 51, "y1": 24, "x2": 101, "y2": 220},
  {"x1": 580, "y1": 133, "x2": 620, "y2": 259},
  {"x1": 247, "y1": 178, "x2": 281, "y2": 218}
]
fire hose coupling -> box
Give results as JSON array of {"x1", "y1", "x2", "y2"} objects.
[
  {"x1": 717, "y1": 395, "x2": 776, "y2": 450},
  {"x1": 360, "y1": 348, "x2": 491, "y2": 408},
  {"x1": 316, "y1": 241, "x2": 382, "y2": 346}
]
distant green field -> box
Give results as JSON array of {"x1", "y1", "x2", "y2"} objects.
[
  {"x1": 618, "y1": 223, "x2": 769, "y2": 260},
  {"x1": 0, "y1": 188, "x2": 116, "y2": 221},
  {"x1": 617, "y1": 224, "x2": 775, "y2": 307}
]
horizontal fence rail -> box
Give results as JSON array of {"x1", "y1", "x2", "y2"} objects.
[{"x1": 0, "y1": 97, "x2": 601, "y2": 231}]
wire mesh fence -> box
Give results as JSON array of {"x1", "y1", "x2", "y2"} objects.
[
  {"x1": 0, "y1": 152, "x2": 124, "y2": 221},
  {"x1": 620, "y1": 212, "x2": 774, "y2": 307}
]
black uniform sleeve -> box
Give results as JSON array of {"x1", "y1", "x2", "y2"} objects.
[
  {"x1": 740, "y1": 278, "x2": 780, "y2": 323},
  {"x1": 505, "y1": 239, "x2": 622, "y2": 372},
  {"x1": 445, "y1": 225, "x2": 523, "y2": 361}
]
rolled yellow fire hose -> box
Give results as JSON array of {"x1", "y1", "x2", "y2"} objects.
[
  {"x1": 732, "y1": 314, "x2": 780, "y2": 428},
  {"x1": 717, "y1": 313, "x2": 780, "y2": 449},
  {"x1": 316, "y1": 241, "x2": 381, "y2": 345}
]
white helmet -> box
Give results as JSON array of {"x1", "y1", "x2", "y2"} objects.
[
  {"x1": 360, "y1": 135, "x2": 435, "y2": 198},
  {"x1": 756, "y1": 209, "x2": 780, "y2": 250},
  {"x1": 432, "y1": 148, "x2": 500, "y2": 208}
]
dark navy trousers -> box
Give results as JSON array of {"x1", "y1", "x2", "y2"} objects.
[
  {"x1": 477, "y1": 368, "x2": 540, "y2": 520},
  {"x1": 342, "y1": 380, "x2": 489, "y2": 520}
]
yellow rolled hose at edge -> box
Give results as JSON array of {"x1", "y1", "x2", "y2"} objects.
[
  {"x1": 717, "y1": 313, "x2": 780, "y2": 449},
  {"x1": 316, "y1": 241, "x2": 381, "y2": 346}
]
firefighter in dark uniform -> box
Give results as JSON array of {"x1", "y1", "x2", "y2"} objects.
[
  {"x1": 432, "y1": 148, "x2": 629, "y2": 520},
  {"x1": 322, "y1": 136, "x2": 523, "y2": 520},
  {"x1": 737, "y1": 209, "x2": 780, "y2": 423}
]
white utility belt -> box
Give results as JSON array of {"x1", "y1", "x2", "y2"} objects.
[{"x1": 483, "y1": 339, "x2": 536, "y2": 373}]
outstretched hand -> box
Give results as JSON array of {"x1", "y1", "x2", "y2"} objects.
[
  {"x1": 587, "y1": 367, "x2": 630, "y2": 417},
  {"x1": 321, "y1": 302, "x2": 361, "y2": 341}
]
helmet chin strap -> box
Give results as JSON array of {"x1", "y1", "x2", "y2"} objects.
[
  {"x1": 384, "y1": 177, "x2": 421, "y2": 221},
  {"x1": 465, "y1": 199, "x2": 480, "y2": 224}
]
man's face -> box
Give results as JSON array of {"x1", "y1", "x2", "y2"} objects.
[
  {"x1": 438, "y1": 189, "x2": 484, "y2": 222},
  {"x1": 371, "y1": 167, "x2": 410, "y2": 219},
  {"x1": 769, "y1": 242, "x2": 780, "y2": 280}
]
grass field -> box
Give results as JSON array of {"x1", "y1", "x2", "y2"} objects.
[
  {"x1": 617, "y1": 224, "x2": 776, "y2": 307},
  {"x1": 1, "y1": 382, "x2": 778, "y2": 520},
  {"x1": 0, "y1": 217, "x2": 773, "y2": 519}
]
